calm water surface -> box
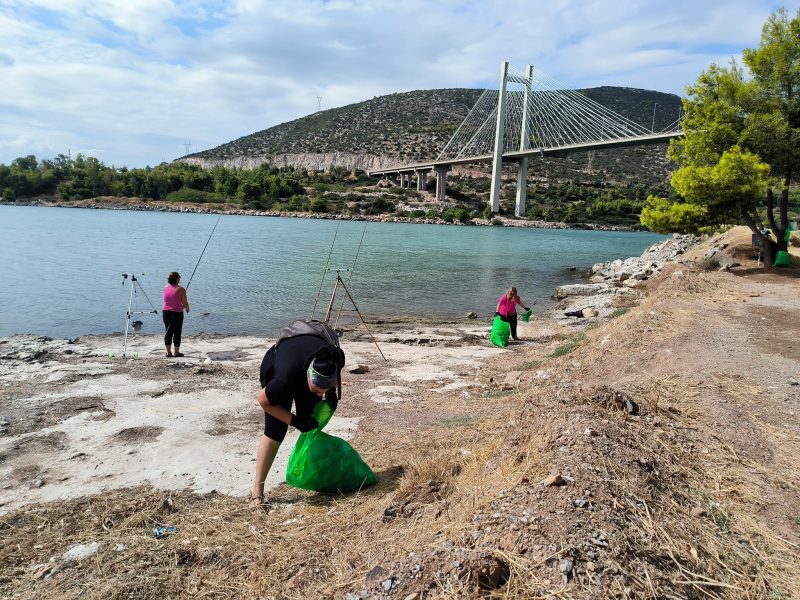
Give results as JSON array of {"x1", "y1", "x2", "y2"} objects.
[{"x1": 0, "y1": 206, "x2": 666, "y2": 338}]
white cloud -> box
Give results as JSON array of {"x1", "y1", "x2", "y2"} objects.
[{"x1": 0, "y1": 0, "x2": 796, "y2": 167}]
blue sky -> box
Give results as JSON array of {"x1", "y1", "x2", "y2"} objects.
[{"x1": 0, "y1": 0, "x2": 794, "y2": 167}]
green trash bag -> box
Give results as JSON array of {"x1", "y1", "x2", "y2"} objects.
[
  {"x1": 490, "y1": 315, "x2": 510, "y2": 347},
  {"x1": 285, "y1": 399, "x2": 377, "y2": 493},
  {"x1": 520, "y1": 309, "x2": 533, "y2": 323},
  {"x1": 774, "y1": 250, "x2": 791, "y2": 268}
]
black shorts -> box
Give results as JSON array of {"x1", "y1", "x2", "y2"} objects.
[{"x1": 259, "y1": 339, "x2": 331, "y2": 443}]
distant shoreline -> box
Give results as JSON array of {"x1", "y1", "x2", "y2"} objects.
[{"x1": 0, "y1": 199, "x2": 642, "y2": 232}]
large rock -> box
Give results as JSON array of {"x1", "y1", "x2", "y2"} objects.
[{"x1": 553, "y1": 284, "x2": 610, "y2": 299}]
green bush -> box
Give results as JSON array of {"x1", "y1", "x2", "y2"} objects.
[
  {"x1": 1, "y1": 187, "x2": 15, "y2": 202},
  {"x1": 165, "y1": 187, "x2": 224, "y2": 204},
  {"x1": 309, "y1": 197, "x2": 328, "y2": 213}
]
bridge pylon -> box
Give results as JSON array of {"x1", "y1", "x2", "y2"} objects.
[
  {"x1": 489, "y1": 61, "x2": 509, "y2": 214},
  {"x1": 368, "y1": 61, "x2": 683, "y2": 215},
  {"x1": 514, "y1": 64, "x2": 534, "y2": 218}
]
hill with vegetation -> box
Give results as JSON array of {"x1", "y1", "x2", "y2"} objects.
[
  {"x1": 187, "y1": 86, "x2": 682, "y2": 187},
  {"x1": 1, "y1": 87, "x2": 687, "y2": 227}
]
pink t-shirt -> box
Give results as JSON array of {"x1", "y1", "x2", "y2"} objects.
[
  {"x1": 163, "y1": 284, "x2": 185, "y2": 312},
  {"x1": 497, "y1": 294, "x2": 521, "y2": 317}
]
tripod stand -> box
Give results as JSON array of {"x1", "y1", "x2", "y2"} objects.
[
  {"x1": 322, "y1": 268, "x2": 386, "y2": 361},
  {"x1": 121, "y1": 273, "x2": 159, "y2": 357}
]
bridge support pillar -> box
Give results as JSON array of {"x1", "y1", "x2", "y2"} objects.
[
  {"x1": 435, "y1": 166, "x2": 448, "y2": 201},
  {"x1": 416, "y1": 169, "x2": 429, "y2": 192},
  {"x1": 515, "y1": 158, "x2": 528, "y2": 217}
]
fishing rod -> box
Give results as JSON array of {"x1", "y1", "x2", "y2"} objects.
[
  {"x1": 310, "y1": 220, "x2": 341, "y2": 319},
  {"x1": 186, "y1": 214, "x2": 222, "y2": 290},
  {"x1": 333, "y1": 222, "x2": 368, "y2": 330},
  {"x1": 318, "y1": 223, "x2": 385, "y2": 361}
]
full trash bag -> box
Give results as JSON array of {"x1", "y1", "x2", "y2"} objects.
[
  {"x1": 285, "y1": 399, "x2": 377, "y2": 493},
  {"x1": 774, "y1": 250, "x2": 791, "y2": 268},
  {"x1": 490, "y1": 315, "x2": 511, "y2": 347},
  {"x1": 520, "y1": 309, "x2": 533, "y2": 322}
]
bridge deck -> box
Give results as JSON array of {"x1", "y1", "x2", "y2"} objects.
[{"x1": 368, "y1": 131, "x2": 681, "y2": 176}]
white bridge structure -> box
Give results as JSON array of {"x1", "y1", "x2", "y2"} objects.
[{"x1": 369, "y1": 61, "x2": 683, "y2": 216}]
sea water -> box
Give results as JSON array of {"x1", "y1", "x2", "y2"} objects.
[{"x1": 0, "y1": 205, "x2": 665, "y2": 337}]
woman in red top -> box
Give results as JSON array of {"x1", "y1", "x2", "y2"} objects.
[
  {"x1": 496, "y1": 286, "x2": 530, "y2": 341},
  {"x1": 162, "y1": 272, "x2": 190, "y2": 357}
]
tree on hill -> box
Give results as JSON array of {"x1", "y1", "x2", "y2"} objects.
[{"x1": 665, "y1": 7, "x2": 799, "y2": 265}]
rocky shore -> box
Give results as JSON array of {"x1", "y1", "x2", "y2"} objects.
[
  {"x1": 1, "y1": 199, "x2": 641, "y2": 232},
  {"x1": 548, "y1": 234, "x2": 701, "y2": 320}
]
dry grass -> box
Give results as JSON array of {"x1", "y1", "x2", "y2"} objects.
[{"x1": 628, "y1": 377, "x2": 800, "y2": 599}]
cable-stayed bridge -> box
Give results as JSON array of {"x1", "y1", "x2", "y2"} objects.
[{"x1": 369, "y1": 61, "x2": 683, "y2": 216}]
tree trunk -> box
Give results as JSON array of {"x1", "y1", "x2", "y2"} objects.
[{"x1": 743, "y1": 211, "x2": 775, "y2": 266}]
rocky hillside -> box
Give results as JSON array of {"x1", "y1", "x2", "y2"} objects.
[{"x1": 185, "y1": 87, "x2": 682, "y2": 186}]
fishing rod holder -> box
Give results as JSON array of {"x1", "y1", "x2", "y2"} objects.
[
  {"x1": 120, "y1": 272, "x2": 147, "y2": 284},
  {"x1": 121, "y1": 271, "x2": 159, "y2": 357}
]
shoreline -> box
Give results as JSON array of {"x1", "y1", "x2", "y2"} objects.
[{"x1": 1, "y1": 199, "x2": 643, "y2": 232}]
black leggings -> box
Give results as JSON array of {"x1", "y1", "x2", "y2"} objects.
[
  {"x1": 500, "y1": 313, "x2": 518, "y2": 339},
  {"x1": 162, "y1": 310, "x2": 184, "y2": 347}
]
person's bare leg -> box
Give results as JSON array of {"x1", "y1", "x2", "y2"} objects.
[
  {"x1": 252, "y1": 434, "x2": 281, "y2": 500},
  {"x1": 173, "y1": 346, "x2": 183, "y2": 357},
  {"x1": 165, "y1": 345, "x2": 172, "y2": 357}
]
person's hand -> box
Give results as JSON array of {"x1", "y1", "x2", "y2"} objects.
[
  {"x1": 326, "y1": 394, "x2": 338, "y2": 412},
  {"x1": 291, "y1": 414, "x2": 319, "y2": 432},
  {"x1": 186, "y1": 308, "x2": 190, "y2": 313}
]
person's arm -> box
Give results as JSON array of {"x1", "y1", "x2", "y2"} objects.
[
  {"x1": 257, "y1": 387, "x2": 318, "y2": 431},
  {"x1": 179, "y1": 287, "x2": 190, "y2": 313},
  {"x1": 257, "y1": 388, "x2": 291, "y2": 424},
  {"x1": 519, "y1": 297, "x2": 530, "y2": 311}
]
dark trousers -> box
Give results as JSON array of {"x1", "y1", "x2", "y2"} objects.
[
  {"x1": 163, "y1": 310, "x2": 184, "y2": 347},
  {"x1": 500, "y1": 313, "x2": 518, "y2": 339}
]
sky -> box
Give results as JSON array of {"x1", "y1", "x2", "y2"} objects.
[{"x1": 0, "y1": 0, "x2": 796, "y2": 168}]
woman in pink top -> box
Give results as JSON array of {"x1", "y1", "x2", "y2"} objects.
[
  {"x1": 495, "y1": 286, "x2": 530, "y2": 341},
  {"x1": 162, "y1": 271, "x2": 190, "y2": 357}
]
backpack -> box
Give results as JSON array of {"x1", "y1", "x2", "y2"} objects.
[
  {"x1": 277, "y1": 319, "x2": 341, "y2": 350},
  {"x1": 272, "y1": 320, "x2": 345, "y2": 399}
]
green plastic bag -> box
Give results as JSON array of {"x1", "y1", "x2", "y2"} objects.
[
  {"x1": 490, "y1": 315, "x2": 510, "y2": 347},
  {"x1": 285, "y1": 400, "x2": 377, "y2": 493},
  {"x1": 520, "y1": 309, "x2": 533, "y2": 322},
  {"x1": 774, "y1": 250, "x2": 791, "y2": 268}
]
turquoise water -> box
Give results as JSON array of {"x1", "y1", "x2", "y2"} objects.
[{"x1": 0, "y1": 206, "x2": 666, "y2": 337}]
